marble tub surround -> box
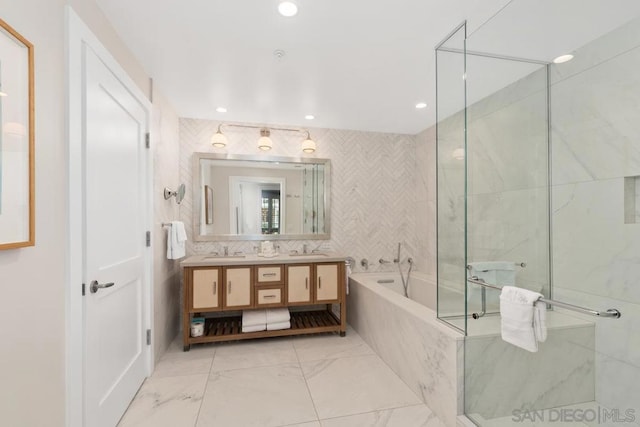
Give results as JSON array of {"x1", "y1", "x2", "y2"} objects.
[
  {"x1": 348, "y1": 274, "x2": 463, "y2": 427},
  {"x1": 119, "y1": 329, "x2": 444, "y2": 427}
]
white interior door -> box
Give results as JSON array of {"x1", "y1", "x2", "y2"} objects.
[{"x1": 84, "y1": 44, "x2": 149, "y2": 427}]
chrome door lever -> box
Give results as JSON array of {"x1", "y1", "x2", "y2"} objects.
[{"x1": 90, "y1": 280, "x2": 115, "y2": 293}]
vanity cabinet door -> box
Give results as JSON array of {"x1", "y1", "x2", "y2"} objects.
[
  {"x1": 223, "y1": 267, "x2": 253, "y2": 309},
  {"x1": 287, "y1": 265, "x2": 312, "y2": 304},
  {"x1": 315, "y1": 263, "x2": 340, "y2": 303},
  {"x1": 192, "y1": 268, "x2": 220, "y2": 310}
]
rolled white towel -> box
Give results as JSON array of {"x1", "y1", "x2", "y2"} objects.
[
  {"x1": 242, "y1": 309, "x2": 267, "y2": 327},
  {"x1": 267, "y1": 320, "x2": 291, "y2": 331},
  {"x1": 266, "y1": 308, "x2": 290, "y2": 324}
]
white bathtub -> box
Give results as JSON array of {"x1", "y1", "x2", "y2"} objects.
[
  {"x1": 348, "y1": 272, "x2": 463, "y2": 427},
  {"x1": 363, "y1": 271, "x2": 437, "y2": 310}
]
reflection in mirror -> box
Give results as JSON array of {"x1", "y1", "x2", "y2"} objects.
[{"x1": 193, "y1": 153, "x2": 330, "y2": 241}]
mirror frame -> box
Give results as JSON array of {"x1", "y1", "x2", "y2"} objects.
[
  {"x1": 193, "y1": 153, "x2": 331, "y2": 241},
  {"x1": 0, "y1": 19, "x2": 35, "y2": 250}
]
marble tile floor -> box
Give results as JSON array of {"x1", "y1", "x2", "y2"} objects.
[{"x1": 118, "y1": 326, "x2": 446, "y2": 427}]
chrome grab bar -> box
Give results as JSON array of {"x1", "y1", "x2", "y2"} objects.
[{"x1": 467, "y1": 276, "x2": 621, "y2": 319}]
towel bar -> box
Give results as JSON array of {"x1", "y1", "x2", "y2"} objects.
[
  {"x1": 467, "y1": 276, "x2": 621, "y2": 319},
  {"x1": 466, "y1": 262, "x2": 526, "y2": 270}
]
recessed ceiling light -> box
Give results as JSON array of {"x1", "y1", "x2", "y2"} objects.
[
  {"x1": 305, "y1": 115, "x2": 315, "y2": 120},
  {"x1": 553, "y1": 54, "x2": 574, "y2": 64},
  {"x1": 415, "y1": 102, "x2": 427, "y2": 109},
  {"x1": 278, "y1": 1, "x2": 298, "y2": 17},
  {"x1": 216, "y1": 107, "x2": 227, "y2": 113}
]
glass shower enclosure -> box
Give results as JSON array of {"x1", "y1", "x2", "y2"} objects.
[{"x1": 436, "y1": 1, "x2": 640, "y2": 425}]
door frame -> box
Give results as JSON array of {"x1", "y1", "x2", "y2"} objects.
[{"x1": 65, "y1": 7, "x2": 154, "y2": 427}]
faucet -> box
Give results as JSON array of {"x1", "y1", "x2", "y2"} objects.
[
  {"x1": 379, "y1": 258, "x2": 392, "y2": 264},
  {"x1": 303, "y1": 243, "x2": 309, "y2": 254},
  {"x1": 223, "y1": 246, "x2": 228, "y2": 256},
  {"x1": 394, "y1": 242, "x2": 401, "y2": 263}
]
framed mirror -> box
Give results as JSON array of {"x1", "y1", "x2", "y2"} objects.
[
  {"x1": 193, "y1": 153, "x2": 330, "y2": 241},
  {"x1": 0, "y1": 19, "x2": 34, "y2": 250}
]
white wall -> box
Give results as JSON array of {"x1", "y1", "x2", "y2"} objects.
[
  {"x1": 151, "y1": 87, "x2": 181, "y2": 361},
  {"x1": 0, "y1": 1, "x2": 179, "y2": 425}
]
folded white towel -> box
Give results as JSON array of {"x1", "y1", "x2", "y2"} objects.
[
  {"x1": 499, "y1": 286, "x2": 544, "y2": 352},
  {"x1": 266, "y1": 320, "x2": 291, "y2": 331},
  {"x1": 167, "y1": 221, "x2": 187, "y2": 259},
  {"x1": 266, "y1": 308, "x2": 290, "y2": 324},
  {"x1": 242, "y1": 309, "x2": 267, "y2": 327},
  {"x1": 242, "y1": 324, "x2": 266, "y2": 333}
]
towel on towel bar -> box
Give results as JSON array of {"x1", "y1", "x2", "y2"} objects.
[
  {"x1": 242, "y1": 309, "x2": 267, "y2": 327},
  {"x1": 267, "y1": 320, "x2": 291, "y2": 331},
  {"x1": 499, "y1": 286, "x2": 545, "y2": 352},
  {"x1": 266, "y1": 308, "x2": 290, "y2": 324},
  {"x1": 166, "y1": 221, "x2": 187, "y2": 259}
]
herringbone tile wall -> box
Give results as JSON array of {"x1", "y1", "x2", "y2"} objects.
[{"x1": 179, "y1": 118, "x2": 432, "y2": 273}]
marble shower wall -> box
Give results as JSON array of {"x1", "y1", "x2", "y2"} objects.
[
  {"x1": 550, "y1": 16, "x2": 640, "y2": 422},
  {"x1": 179, "y1": 118, "x2": 419, "y2": 272}
]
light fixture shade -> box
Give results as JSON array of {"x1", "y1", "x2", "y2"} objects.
[
  {"x1": 258, "y1": 129, "x2": 272, "y2": 150},
  {"x1": 211, "y1": 129, "x2": 227, "y2": 148},
  {"x1": 302, "y1": 137, "x2": 316, "y2": 153}
]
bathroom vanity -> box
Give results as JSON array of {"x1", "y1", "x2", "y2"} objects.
[{"x1": 180, "y1": 253, "x2": 347, "y2": 351}]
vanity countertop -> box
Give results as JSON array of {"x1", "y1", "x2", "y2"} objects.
[{"x1": 181, "y1": 252, "x2": 347, "y2": 267}]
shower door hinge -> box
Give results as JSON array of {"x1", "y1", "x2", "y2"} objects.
[
  {"x1": 146, "y1": 231, "x2": 151, "y2": 247},
  {"x1": 145, "y1": 132, "x2": 150, "y2": 149},
  {"x1": 146, "y1": 329, "x2": 151, "y2": 345}
]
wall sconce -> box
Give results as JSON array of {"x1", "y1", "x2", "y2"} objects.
[
  {"x1": 211, "y1": 124, "x2": 228, "y2": 148},
  {"x1": 258, "y1": 128, "x2": 273, "y2": 151},
  {"x1": 213, "y1": 123, "x2": 317, "y2": 153}
]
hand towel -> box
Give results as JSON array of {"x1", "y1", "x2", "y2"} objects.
[
  {"x1": 534, "y1": 300, "x2": 548, "y2": 343},
  {"x1": 242, "y1": 309, "x2": 267, "y2": 327},
  {"x1": 266, "y1": 308, "x2": 290, "y2": 324},
  {"x1": 242, "y1": 324, "x2": 266, "y2": 333},
  {"x1": 499, "y1": 286, "x2": 544, "y2": 352},
  {"x1": 167, "y1": 221, "x2": 187, "y2": 259},
  {"x1": 266, "y1": 320, "x2": 291, "y2": 331}
]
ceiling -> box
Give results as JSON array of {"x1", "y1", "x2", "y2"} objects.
[{"x1": 96, "y1": 0, "x2": 640, "y2": 135}]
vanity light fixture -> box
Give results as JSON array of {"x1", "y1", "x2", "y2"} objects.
[
  {"x1": 553, "y1": 54, "x2": 574, "y2": 64},
  {"x1": 305, "y1": 114, "x2": 315, "y2": 120},
  {"x1": 211, "y1": 124, "x2": 228, "y2": 148},
  {"x1": 415, "y1": 102, "x2": 427, "y2": 109},
  {"x1": 215, "y1": 107, "x2": 227, "y2": 113},
  {"x1": 212, "y1": 123, "x2": 317, "y2": 153},
  {"x1": 301, "y1": 131, "x2": 316, "y2": 153},
  {"x1": 258, "y1": 128, "x2": 273, "y2": 151},
  {"x1": 0, "y1": 91, "x2": 7, "y2": 97},
  {"x1": 278, "y1": 1, "x2": 298, "y2": 17}
]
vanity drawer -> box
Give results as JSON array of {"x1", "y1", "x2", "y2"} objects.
[
  {"x1": 255, "y1": 285, "x2": 284, "y2": 307},
  {"x1": 256, "y1": 265, "x2": 283, "y2": 283}
]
